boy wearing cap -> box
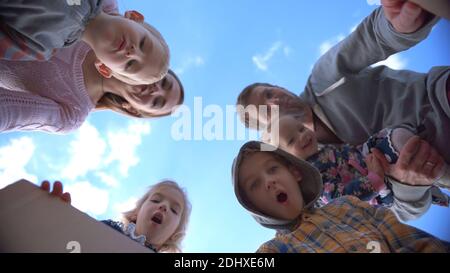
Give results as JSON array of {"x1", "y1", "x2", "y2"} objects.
[{"x1": 232, "y1": 141, "x2": 450, "y2": 253}]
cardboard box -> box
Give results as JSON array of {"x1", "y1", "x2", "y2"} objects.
[{"x1": 0, "y1": 179, "x2": 153, "y2": 253}]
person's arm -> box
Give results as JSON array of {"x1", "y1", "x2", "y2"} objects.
[
  {"x1": 371, "y1": 136, "x2": 445, "y2": 221},
  {"x1": 0, "y1": 0, "x2": 103, "y2": 61},
  {"x1": 386, "y1": 177, "x2": 432, "y2": 221},
  {"x1": 307, "y1": 3, "x2": 438, "y2": 95},
  {"x1": 0, "y1": 88, "x2": 82, "y2": 133}
]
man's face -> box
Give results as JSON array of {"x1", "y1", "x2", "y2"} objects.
[
  {"x1": 246, "y1": 85, "x2": 297, "y2": 125},
  {"x1": 238, "y1": 152, "x2": 304, "y2": 220}
]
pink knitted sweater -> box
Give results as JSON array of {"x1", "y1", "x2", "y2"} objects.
[{"x1": 0, "y1": 42, "x2": 94, "y2": 134}]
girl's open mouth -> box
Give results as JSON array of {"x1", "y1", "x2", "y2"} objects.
[
  {"x1": 151, "y1": 212, "x2": 163, "y2": 224},
  {"x1": 277, "y1": 192, "x2": 288, "y2": 203}
]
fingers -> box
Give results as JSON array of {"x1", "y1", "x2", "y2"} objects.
[
  {"x1": 431, "y1": 161, "x2": 446, "y2": 181},
  {"x1": 42, "y1": 180, "x2": 71, "y2": 203},
  {"x1": 370, "y1": 148, "x2": 390, "y2": 170},
  {"x1": 381, "y1": 0, "x2": 403, "y2": 20},
  {"x1": 409, "y1": 140, "x2": 431, "y2": 172},
  {"x1": 40, "y1": 180, "x2": 50, "y2": 192},
  {"x1": 397, "y1": 135, "x2": 421, "y2": 170},
  {"x1": 61, "y1": 192, "x2": 71, "y2": 204},
  {"x1": 422, "y1": 147, "x2": 444, "y2": 178},
  {"x1": 398, "y1": 2, "x2": 424, "y2": 31},
  {"x1": 51, "y1": 181, "x2": 64, "y2": 197}
]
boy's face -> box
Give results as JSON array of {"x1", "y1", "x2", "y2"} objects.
[
  {"x1": 277, "y1": 115, "x2": 319, "y2": 159},
  {"x1": 238, "y1": 152, "x2": 305, "y2": 221},
  {"x1": 106, "y1": 72, "x2": 181, "y2": 116},
  {"x1": 91, "y1": 14, "x2": 168, "y2": 85},
  {"x1": 136, "y1": 186, "x2": 184, "y2": 248}
]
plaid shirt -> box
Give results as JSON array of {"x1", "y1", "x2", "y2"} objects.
[{"x1": 257, "y1": 196, "x2": 449, "y2": 253}]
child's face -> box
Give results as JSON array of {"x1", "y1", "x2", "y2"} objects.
[
  {"x1": 277, "y1": 115, "x2": 319, "y2": 159},
  {"x1": 135, "y1": 186, "x2": 184, "y2": 248},
  {"x1": 246, "y1": 86, "x2": 295, "y2": 123},
  {"x1": 91, "y1": 15, "x2": 168, "y2": 85},
  {"x1": 238, "y1": 152, "x2": 304, "y2": 220},
  {"x1": 107, "y1": 72, "x2": 181, "y2": 116}
]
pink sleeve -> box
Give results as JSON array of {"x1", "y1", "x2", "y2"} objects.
[
  {"x1": 0, "y1": 88, "x2": 83, "y2": 134},
  {"x1": 101, "y1": 0, "x2": 120, "y2": 14}
]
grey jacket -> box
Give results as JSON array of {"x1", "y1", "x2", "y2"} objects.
[
  {"x1": 300, "y1": 7, "x2": 449, "y2": 221},
  {"x1": 0, "y1": 0, "x2": 103, "y2": 60}
]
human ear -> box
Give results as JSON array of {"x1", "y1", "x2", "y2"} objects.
[
  {"x1": 94, "y1": 60, "x2": 112, "y2": 78},
  {"x1": 124, "y1": 10, "x2": 145, "y2": 23}
]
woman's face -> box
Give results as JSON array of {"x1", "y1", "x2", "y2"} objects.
[{"x1": 106, "y1": 72, "x2": 182, "y2": 116}]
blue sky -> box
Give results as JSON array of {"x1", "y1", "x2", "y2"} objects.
[{"x1": 0, "y1": 0, "x2": 449, "y2": 252}]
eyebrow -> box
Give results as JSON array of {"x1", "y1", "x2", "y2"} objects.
[
  {"x1": 241, "y1": 156, "x2": 273, "y2": 186},
  {"x1": 152, "y1": 192, "x2": 182, "y2": 209}
]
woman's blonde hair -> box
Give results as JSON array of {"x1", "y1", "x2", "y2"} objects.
[
  {"x1": 122, "y1": 180, "x2": 191, "y2": 253},
  {"x1": 95, "y1": 69, "x2": 185, "y2": 118}
]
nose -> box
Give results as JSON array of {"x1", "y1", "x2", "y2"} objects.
[
  {"x1": 148, "y1": 83, "x2": 158, "y2": 94},
  {"x1": 125, "y1": 45, "x2": 136, "y2": 58},
  {"x1": 158, "y1": 202, "x2": 167, "y2": 212},
  {"x1": 265, "y1": 179, "x2": 276, "y2": 190}
]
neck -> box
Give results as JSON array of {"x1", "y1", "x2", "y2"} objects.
[
  {"x1": 82, "y1": 50, "x2": 105, "y2": 105},
  {"x1": 313, "y1": 113, "x2": 342, "y2": 144}
]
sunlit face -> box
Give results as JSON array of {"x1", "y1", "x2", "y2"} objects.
[
  {"x1": 246, "y1": 85, "x2": 297, "y2": 125},
  {"x1": 106, "y1": 72, "x2": 181, "y2": 116},
  {"x1": 135, "y1": 186, "x2": 185, "y2": 248},
  {"x1": 238, "y1": 152, "x2": 304, "y2": 221},
  {"x1": 90, "y1": 14, "x2": 168, "y2": 85},
  {"x1": 277, "y1": 115, "x2": 319, "y2": 159}
]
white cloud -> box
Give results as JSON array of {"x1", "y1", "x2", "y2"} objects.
[
  {"x1": 105, "y1": 121, "x2": 151, "y2": 177},
  {"x1": 113, "y1": 196, "x2": 139, "y2": 221},
  {"x1": 175, "y1": 55, "x2": 205, "y2": 75},
  {"x1": 373, "y1": 54, "x2": 408, "y2": 70},
  {"x1": 319, "y1": 34, "x2": 345, "y2": 55},
  {"x1": 61, "y1": 122, "x2": 107, "y2": 181},
  {"x1": 95, "y1": 171, "x2": 120, "y2": 188},
  {"x1": 0, "y1": 137, "x2": 37, "y2": 189},
  {"x1": 252, "y1": 41, "x2": 291, "y2": 71},
  {"x1": 65, "y1": 181, "x2": 109, "y2": 216},
  {"x1": 367, "y1": 0, "x2": 380, "y2": 5}
]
